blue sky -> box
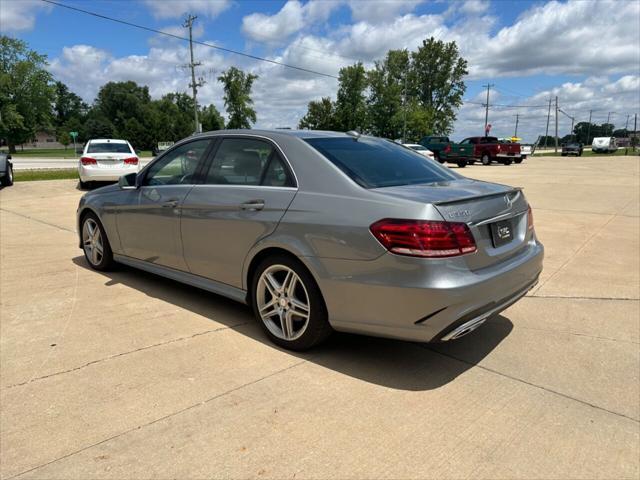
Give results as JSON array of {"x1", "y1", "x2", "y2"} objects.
[{"x1": 2, "y1": 0, "x2": 639, "y2": 141}]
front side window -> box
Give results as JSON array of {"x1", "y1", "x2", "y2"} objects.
[
  {"x1": 305, "y1": 136, "x2": 458, "y2": 188},
  {"x1": 87, "y1": 142, "x2": 133, "y2": 154},
  {"x1": 143, "y1": 139, "x2": 211, "y2": 186},
  {"x1": 205, "y1": 138, "x2": 293, "y2": 187}
]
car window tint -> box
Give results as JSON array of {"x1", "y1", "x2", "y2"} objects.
[
  {"x1": 262, "y1": 154, "x2": 294, "y2": 187},
  {"x1": 205, "y1": 138, "x2": 274, "y2": 185},
  {"x1": 143, "y1": 140, "x2": 211, "y2": 186},
  {"x1": 87, "y1": 143, "x2": 132, "y2": 154},
  {"x1": 305, "y1": 136, "x2": 458, "y2": 189}
]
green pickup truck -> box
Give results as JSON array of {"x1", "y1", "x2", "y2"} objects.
[{"x1": 418, "y1": 136, "x2": 473, "y2": 168}]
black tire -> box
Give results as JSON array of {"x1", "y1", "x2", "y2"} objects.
[
  {"x1": 561, "y1": 153, "x2": 567, "y2": 157},
  {"x1": 501, "y1": 158, "x2": 513, "y2": 165},
  {"x1": 515, "y1": 158, "x2": 523, "y2": 164},
  {"x1": 79, "y1": 180, "x2": 91, "y2": 189},
  {"x1": 456, "y1": 160, "x2": 467, "y2": 168},
  {"x1": 481, "y1": 153, "x2": 491, "y2": 165},
  {"x1": 434, "y1": 152, "x2": 445, "y2": 164},
  {"x1": 1, "y1": 164, "x2": 13, "y2": 187},
  {"x1": 251, "y1": 254, "x2": 332, "y2": 350},
  {"x1": 80, "y1": 212, "x2": 115, "y2": 271}
]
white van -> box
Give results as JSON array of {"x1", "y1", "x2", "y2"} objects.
[{"x1": 592, "y1": 137, "x2": 618, "y2": 154}]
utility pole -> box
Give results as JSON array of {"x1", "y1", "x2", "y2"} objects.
[
  {"x1": 554, "y1": 96, "x2": 558, "y2": 153},
  {"x1": 543, "y1": 97, "x2": 552, "y2": 149},
  {"x1": 183, "y1": 14, "x2": 204, "y2": 134},
  {"x1": 586, "y1": 110, "x2": 593, "y2": 146},
  {"x1": 482, "y1": 83, "x2": 494, "y2": 136},
  {"x1": 625, "y1": 114, "x2": 630, "y2": 130},
  {"x1": 513, "y1": 113, "x2": 519, "y2": 138},
  {"x1": 607, "y1": 111, "x2": 615, "y2": 124},
  {"x1": 634, "y1": 113, "x2": 637, "y2": 152}
]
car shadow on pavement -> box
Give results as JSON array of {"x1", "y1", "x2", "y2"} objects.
[{"x1": 72, "y1": 256, "x2": 513, "y2": 391}]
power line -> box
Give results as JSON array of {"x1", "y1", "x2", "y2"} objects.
[{"x1": 40, "y1": 0, "x2": 339, "y2": 79}]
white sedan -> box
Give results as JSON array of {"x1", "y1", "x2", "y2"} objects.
[
  {"x1": 79, "y1": 139, "x2": 139, "y2": 188},
  {"x1": 403, "y1": 143, "x2": 435, "y2": 160}
]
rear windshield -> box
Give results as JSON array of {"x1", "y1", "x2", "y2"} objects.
[
  {"x1": 305, "y1": 136, "x2": 457, "y2": 188},
  {"x1": 87, "y1": 142, "x2": 132, "y2": 154}
]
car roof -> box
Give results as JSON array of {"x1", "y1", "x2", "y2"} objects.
[
  {"x1": 403, "y1": 143, "x2": 423, "y2": 147},
  {"x1": 192, "y1": 129, "x2": 353, "y2": 141},
  {"x1": 88, "y1": 139, "x2": 129, "y2": 144}
]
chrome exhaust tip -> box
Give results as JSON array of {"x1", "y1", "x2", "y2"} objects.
[{"x1": 441, "y1": 317, "x2": 488, "y2": 341}]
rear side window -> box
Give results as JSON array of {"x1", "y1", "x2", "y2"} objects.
[
  {"x1": 205, "y1": 138, "x2": 294, "y2": 187},
  {"x1": 87, "y1": 142, "x2": 132, "y2": 154},
  {"x1": 305, "y1": 137, "x2": 457, "y2": 188}
]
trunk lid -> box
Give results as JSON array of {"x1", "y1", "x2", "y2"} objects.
[
  {"x1": 90, "y1": 153, "x2": 135, "y2": 169},
  {"x1": 373, "y1": 179, "x2": 530, "y2": 269}
]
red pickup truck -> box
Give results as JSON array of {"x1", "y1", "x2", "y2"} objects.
[{"x1": 460, "y1": 136, "x2": 521, "y2": 165}]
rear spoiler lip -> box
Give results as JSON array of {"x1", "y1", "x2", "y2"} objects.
[{"x1": 431, "y1": 187, "x2": 522, "y2": 207}]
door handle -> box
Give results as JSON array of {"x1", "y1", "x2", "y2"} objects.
[
  {"x1": 162, "y1": 199, "x2": 179, "y2": 208},
  {"x1": 240, "y1": 200, "x2": 265, "y2": 211}
]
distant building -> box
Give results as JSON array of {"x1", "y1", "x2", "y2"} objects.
[{"x1": 20, "y1": 130, "x2": 64, "y2": 149}]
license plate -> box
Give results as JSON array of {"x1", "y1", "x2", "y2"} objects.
[{"x1": 490, "y1": 220, "x2": 513, "y2": 247}]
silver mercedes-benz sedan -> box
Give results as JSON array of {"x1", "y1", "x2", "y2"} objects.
[{"x1": 77, "y1": 129, "x2": 543, "y2": 350}]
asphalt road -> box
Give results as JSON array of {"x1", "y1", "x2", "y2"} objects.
[{"x1": 1, "y1": 156, "x2": 638, "y2": 479}]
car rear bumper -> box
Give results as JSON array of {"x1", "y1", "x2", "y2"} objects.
[
  {"x1": 79, "y1": 164, "x2": 139, "y2": 182},
  {"x1": 307, "y1": 238, "x2": 544, "y2": 342}
]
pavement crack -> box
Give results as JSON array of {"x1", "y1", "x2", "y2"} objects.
[
  {"x1": 3, "y1": 322, "x2": 249, "y2": 390},
  {"x1": 528, "y1": 294, "x2": 639, "y2": 301},
  {"x1": 0, "y1": 207, "x2": 76, "y2": 233},
  {"x1": 8, "y1": 358, "x2": 307, "y2": 480},
  {"x1": 423, "y1": 346, "x2": 640, "y2": 424}
]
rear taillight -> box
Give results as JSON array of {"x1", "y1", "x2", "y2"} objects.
[
  {"x1": 527, "y1": 204, "x2": 534, "y2": 231},
  {"x1": 370, "y1": 219, "x2": 477, "y2": 258},
  {"x1": 123, "y1": 157, "x2": 138, "y2": 165},
  {"x1": 496, "y1": 144, "x2": 502, "y2": 153},
  {"x1": 443, "y1": 144, "x2": 451, "y2": 154},
  {"x1": 80, "y1": 157, "x2": 96, "y2": 165}
]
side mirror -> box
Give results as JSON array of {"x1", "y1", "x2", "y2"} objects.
[{"x1": 118, "y1": 172, "x2": 138, "y2": 189}]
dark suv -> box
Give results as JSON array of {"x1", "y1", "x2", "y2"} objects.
[{"x1": 561, "y1": 142, "x2": 583, "y2": 156}]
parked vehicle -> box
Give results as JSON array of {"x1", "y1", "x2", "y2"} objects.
[
  {"x1": 403, "y1": 143, "x2": 435, "y2": 160},
  {"x1": 561, "y1": 142, "x2": 583, "y2": 156},
  {"x1": 520, "y1": 144, "x2": 534, "y2": 161},
  {"x1": 461, "y1": 136, "x2": 521, "y2": 165},
  {"x1": 592, "y1": 137, "x2": 618, "y2": 154},
  {"x1": 418, "y1": 136, "x2": 472, "y2": 167},
  {"x1": 77, "y1": 130, "x2": 543, "y2": 350},
  {"x1": 152, "y1": 141, "x2": 174, "y2": 156},
  {"x1": 78, "y1": 139, "x2": 140, "y2": 189},
  {"x1": 499, "y1": 138, "x2": 531, "y2": 163},
  {"x1": 0, "y1": 152, "x2": 13, "y2": 187}
]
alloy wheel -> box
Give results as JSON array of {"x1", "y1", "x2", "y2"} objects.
[
  {"x1": 256, "y1": 264, "x2": 311, "y2": 341},
  {"x1": 82, "y1": 218, "x2": 104, "y2": 266}
]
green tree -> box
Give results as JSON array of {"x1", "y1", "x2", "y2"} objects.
[
  {"x1": 366, "y1": 50, "x2": 410, "y2": 138},
  {"x1": 95, "y1": 81, "x2": 151, "y2": 136},
  {"x1": 217, "y1": 67, "x2": 258, "y2": 129},
  {"x1": 0, "y1": 36, "x2": 55, "y2": 152},
  {"x1": 53, "y1": 81, "x2": 87, "y2": 127},
  {"x1": 334, "y1": 62, "x2": 367, "y2": 132},
  {"x1": 298, "y1": 97, "x2": 337, "y2": 130},
  {"x1": 410, "y1": 37, "x2": 468, "y2": 135},
  {"x1": 57, "y1": 131, "x2": 71, "y2": 149},
  {"x1": 81, "y1": 116, "x2": 115, "y2": 141},
  {"x1": 200, "y1": 104, "x2": 225, "y2": 131}
]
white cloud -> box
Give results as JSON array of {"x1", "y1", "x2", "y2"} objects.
[
  {"x1": 0, "y1": 0, "x2": 51, "y2": 32},
  {"x1": 241, "y1": 0, "x2": 341, "y2": 45},
  {"x1": 142, "y1": 0, "x2": 231, "y2": 19}
]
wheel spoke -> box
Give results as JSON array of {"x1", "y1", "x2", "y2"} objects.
[
  {"x1": 95, "y1": 241, "x2": 104, "y2": 256},
  {"x1": 264, "y1": 273, "x2": 280, "y2": 296},
  {"x1": 259, "y1": 299, "x2": 278, "y2": 317},
  {"x1": 281, "y1": 311, "x2": 294, "y2": 339},
  {"x1": 91, "y1": 244, "x2": 99, "y2": 264},
  {"x1": 282, "y1": 270, "x2": 294, "y2": 295},
  {"x1": 289, "y1": 298, "x2": 309, "y2": 319}
]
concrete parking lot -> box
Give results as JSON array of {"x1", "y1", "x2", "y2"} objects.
[{"x1": 1, "y1": 156, "x2": 638, "y2": 479}]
